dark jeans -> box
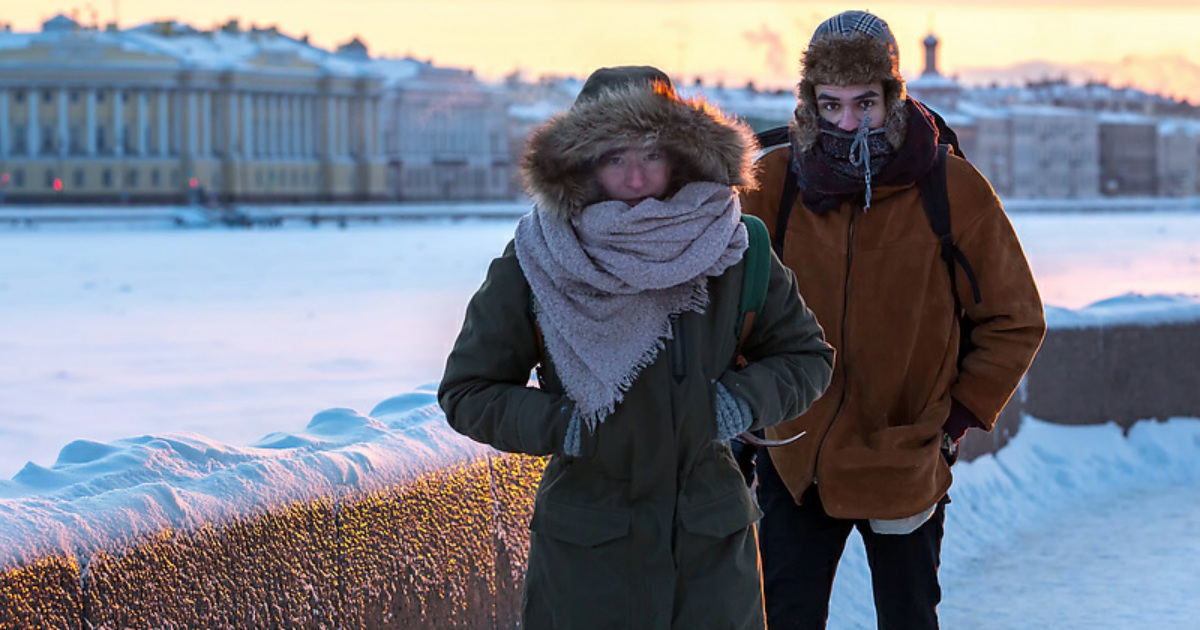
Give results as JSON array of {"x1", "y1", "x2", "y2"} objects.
[{"x1": 756, "y1": 451, "x2": 945, "y2": 630}]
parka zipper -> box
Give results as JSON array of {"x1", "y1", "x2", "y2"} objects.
[
  {"x1": 670, "y1": 314, "x2": 687, "y2": 384},
  {"x1": 815, "y1": 207, "x2": 859, "y2": 483}
]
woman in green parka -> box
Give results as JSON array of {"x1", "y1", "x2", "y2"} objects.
[{"x1": 438, "y1": 66, "x2": 834, "y2": 629}]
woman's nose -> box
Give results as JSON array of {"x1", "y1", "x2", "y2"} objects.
[{"x1": 626, "y1": 165, "x2": 645, "y2": 189}]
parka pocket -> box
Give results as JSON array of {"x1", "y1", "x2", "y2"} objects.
[
  {"x1": 527, "y1": 500, "x2": 633, "y2": 627},
  {"x1": 531, "y1": 499, "x2": 630, "y2": 546},
  {"x1": 679, "y1": 488, "x2": 761, "y2": 538}
]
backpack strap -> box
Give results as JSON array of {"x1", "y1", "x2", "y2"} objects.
[
  {"x1": 736, "y1": 214, "x2": 771, "y2": 368},
  {"x1": 773, "y1": 164, "x2": 798, "y2": 259},
  {"x1": 919, "y1": 144, "x2": 982, "y2": 309},
  {"x1": 753, "y1": 125, "x2": 799, "y2": 259}
]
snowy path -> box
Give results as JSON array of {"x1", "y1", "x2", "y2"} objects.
[
  {"x1": 942, "y1": 479, "x2": 1200, "y2": 629},
  {"x1": 821, "y1": 418, "x2": 1200, "y2": 630}
]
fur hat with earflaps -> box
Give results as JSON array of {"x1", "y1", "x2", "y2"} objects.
[
  {"x1": 792, "y1": 10, "x2": 909, "y2": 152},
  {"x1": 521, "y1": 65, "x2": 758, "y2": 219}
]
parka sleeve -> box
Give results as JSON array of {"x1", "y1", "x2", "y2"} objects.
[
  {"x1": 437, "y1": 243, "x2": 574, "y2": 456},
  {"x1": 717, "y1": 251, "x2": 835, "y2": 431},
  {"x1": 947, "y1": 160, "x2": 1047, "y2": 430}
]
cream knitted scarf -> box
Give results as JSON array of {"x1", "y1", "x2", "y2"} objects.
[{"x1": 514, "y1": 181, "x2": 748, "y2": 428}]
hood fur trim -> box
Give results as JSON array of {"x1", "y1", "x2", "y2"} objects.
[
  {"x1": 792, "y1": 33, "x2": 908, "y2": 153},
  {"x1": 521, "y1": 84, "x2": 758, "y2": 219}
]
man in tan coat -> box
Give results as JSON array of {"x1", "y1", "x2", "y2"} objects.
[{"x1": 740, "y1": 10, "x2": 1046, "y2": 629}]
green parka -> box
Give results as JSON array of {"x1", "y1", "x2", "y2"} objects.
[{"x1": 438, "y1": 74, "x2": 834, "y2": 629}]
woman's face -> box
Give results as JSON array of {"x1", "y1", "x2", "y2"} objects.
[{"x1": 596, "y1": 147, "x2": 672, "y2": 206}]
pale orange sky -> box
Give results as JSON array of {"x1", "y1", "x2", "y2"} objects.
[{"x1": 5, "y1": 0, "x2": 1200, "y2": 100}]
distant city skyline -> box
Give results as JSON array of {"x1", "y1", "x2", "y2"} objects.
[{"x1": 3, "y1": 1, "x2": 1200, "y2": 101}]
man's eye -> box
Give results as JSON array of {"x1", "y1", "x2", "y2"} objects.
[
  {"x1": 645, "y1": 152, "x2": 662, "y2": 161},
  {"x1": 860, "y1": 101, "x2": 875, "y2": 110}
]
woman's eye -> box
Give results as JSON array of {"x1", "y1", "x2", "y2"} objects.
[{"x1": 645, "y1": 152, "x2": 662, "y2": 161}]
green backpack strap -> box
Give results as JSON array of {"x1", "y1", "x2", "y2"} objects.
[{"x1": 736, "y1": 214, "x2": 771, "y2": 366}]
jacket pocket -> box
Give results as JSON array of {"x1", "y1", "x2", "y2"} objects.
[
  {"x1": 679, "y1": 488, "x2": 762, "y2": 538},
  {"x1": 531, "y1": 499, "x2": 631, "y2": 547},
  {"x1": 526, "y1": 500, "x2": 634, "y2": 627}
]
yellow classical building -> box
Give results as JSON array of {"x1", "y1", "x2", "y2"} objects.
[{"x1": 0, "y1": 15, "x2": 387, "y2": 204}]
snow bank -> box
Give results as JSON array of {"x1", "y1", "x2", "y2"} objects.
[
  {"x1": 0, "y1": 387, "x2": 486, "y2": 569},
  {"x1": 1046, "y1": 292, "x2": 1200, "y2": 328}
]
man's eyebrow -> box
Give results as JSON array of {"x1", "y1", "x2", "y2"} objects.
[{"x1": 816, "y1": 90, "x2": 881, "y2": 101}]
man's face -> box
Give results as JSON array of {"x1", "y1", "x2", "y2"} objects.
[
  {"x1": 596, "y1": 147, "x2": 672, "y2": 206},
  {"x1": 814, "y1": 82, "x2": 887, "y2": 131}
]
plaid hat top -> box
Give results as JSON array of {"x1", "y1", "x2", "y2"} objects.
[{"x1": 810, "y1": 10, "x2": 899, "y2": 65}]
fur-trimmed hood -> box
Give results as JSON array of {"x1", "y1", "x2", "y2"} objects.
[
  {"x1": 792, "y1": 30, "x2": 909, "y2": 153},
  {"x1": 521, "y1": 83, "x2": 758, "y2": 219}
]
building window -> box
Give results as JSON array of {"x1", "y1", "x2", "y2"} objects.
[
  {"x1": 41, "y1": 125, "x2": 55, "y2": 153},
  {"x1": 70, "y1": 90, "x2": 80, "y2": 104},
  {"x1": 151, "y1": 169, "x2": 160, "y2": 188},
  {"x1": 255, "y1": 170, "x2": 263, "y2": 186},
  {"x1": 13, "y1": 169, "x2": 24, "y2": 188},
  {"x1": 69, "y1": 125, "x2": 83, "y2": 155},
  {"x1": 73, "y1": 169, "x2": 85, "y2": 188},
  {"x1": 13, "y1": 90, "x2": 24, "y2": 104},
  {"x1": 96, "y1": 91, "x2": 106, "y2": 104},
  {"x1": 44, "y1": 169, "x2": 55, "y2": 188},
  {"x1": 42, "y1": 90, "x2": 53, "y2": 104},
  {"x1": 101, "y1": 169, "x2": 113, "y2": 188},
  {"x1": 170, "y1": 170, "x2": 179, "y2": 187},
  {"x1": 12, "y1": 126, "x2": 26, "y2": 155},
  {"x1": 302, "y1": 170, "x2": 310, "y2": 186},
  {"x1": 96, "y1": 126, "x2": 108, "y2": 153},
  {"x1": 125, "y1": 169, "x2": 138, "y2": 188}
]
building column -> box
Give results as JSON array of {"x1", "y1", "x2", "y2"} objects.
[
  {"x1": 56, "y1": 87, "x2": 69, "y2": 157},
  {"x1": 136, "y1": 90, "x2": 148, "y2": 156},
  {"x1": 370, "y1": 97, "x2": 380, "y2": 158},
  {"x1": 304, "y1": 96, "x2": 314, "y2": 158},
  {"x1": 256, "y1": 95, "x2": 267, "y2": 158},
  {"x1": 27, "y1": 91, "x2": 39, "y2": 157},
  {"x1": 113, "y1": 88, "x2": 124, "y2": 157},
  {"x1": 273, "y1": 94, "x2": 283, "y2": 158},
  {"x1": 290, "y1": 95, "x2": 301, "y2": 158},
  {"x1": 186, "y1": 90, "x2": 198, "y2": 157},
  {"x1": 226, "y1": 90, "x2": 238, "y2": 159},
  {"x1": 0, "y1": 89, "x2": 8, "y2": 158},
  {"x1": 86, "y1": 88, "x2": 96, "y2": 156},
  {"x1": 201, "y1": 90, "x2": 212, "y2": 157},
  {"x1": 340, "y1": 97, "x2": 350, "y2": 159},
  {"x1": 280, "y1": 95, "x2": 290, "y2": 158},
  {"x1": 242, "y1": 92, "x2": 254, "y2": 158},
  {"x1": 157, "y1": 89, "x2": 168, "y2": 156},
  {"x1": 324, "y1": 94, "x2": 335, "y2": 159}
]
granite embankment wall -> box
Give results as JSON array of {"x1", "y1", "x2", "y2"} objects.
[{"x1": 2, "y1": 317, "x2": 1198, "y2": 629}]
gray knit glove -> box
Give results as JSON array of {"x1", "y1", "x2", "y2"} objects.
[{"x1": 714, "y1": 382, "x2": 753, "y2": 441}]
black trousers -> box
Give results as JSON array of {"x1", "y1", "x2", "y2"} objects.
[{"x1": 756, "y1": 451, "x2": 945, "y2": 630}]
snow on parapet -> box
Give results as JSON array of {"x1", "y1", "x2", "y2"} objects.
[
  {"x1": 0, "y1": 387, "x2": 486, "y2": 570},
  {"x1": 1045, "y1": 292, "x2": 1200, "y2": 329}
]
